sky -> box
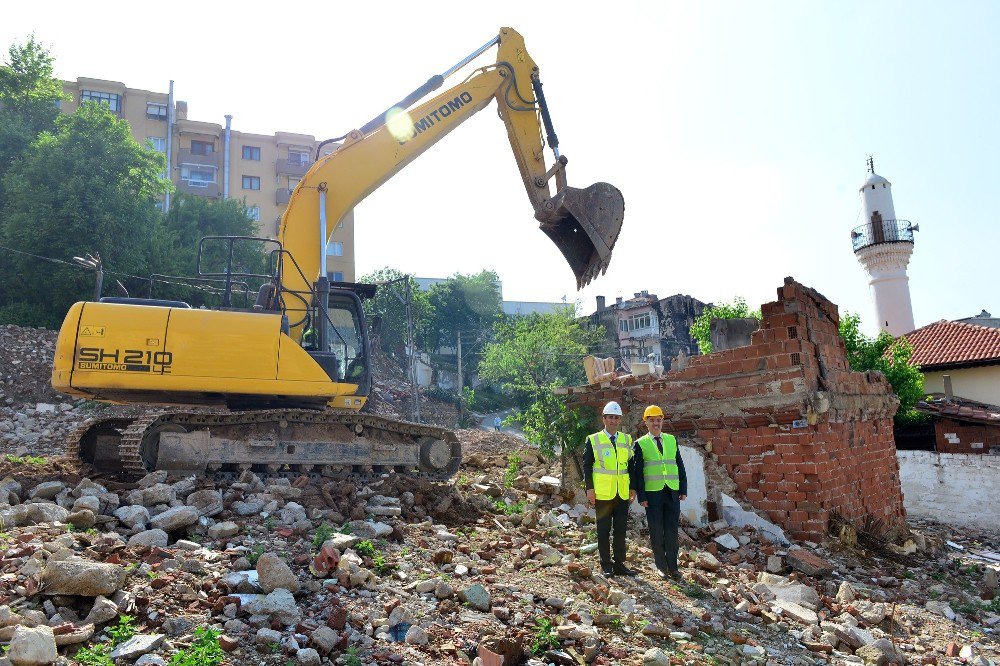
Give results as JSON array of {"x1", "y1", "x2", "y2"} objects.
[{"x1": 4, "y1": 1, "x2": 999, "y2": 335}]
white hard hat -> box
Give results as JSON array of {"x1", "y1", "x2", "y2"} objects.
[{"x1": 602, "y1": 401, "x2": 623, "y2": 416}]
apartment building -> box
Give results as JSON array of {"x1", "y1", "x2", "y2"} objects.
[{"x1": 60, "y1": 77, "x2": 355, "y2": 282}]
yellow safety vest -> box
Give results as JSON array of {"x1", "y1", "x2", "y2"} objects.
[
  {"x1": 636, "y1": 433, "x2": 680, "y2": 492},
  {"x1": 589, "y1": 431, "x2": 632, "y2": 500}
]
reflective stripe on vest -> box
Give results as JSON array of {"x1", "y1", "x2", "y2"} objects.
[
  {"x1": 589, "y1": 431, "x2": 632, "y2": 500},
  {"x1": 636, "y1": 433, "x2": 680, "y2": 491}
]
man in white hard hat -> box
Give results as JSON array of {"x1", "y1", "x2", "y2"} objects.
[{"x1": 581, "y1": 400, "x2": 636, "y2": 577}]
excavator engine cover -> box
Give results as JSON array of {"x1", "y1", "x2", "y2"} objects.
[{"x1": 537, "y1": 182, "x2": 625, "y2": 288}]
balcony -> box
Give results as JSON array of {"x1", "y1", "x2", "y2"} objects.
[
  {"x1": 275, "y1": 188, "x2": 292, "y2": 205},
  {"x1": 851, "y1": 219, "x2": 915, "y2": 253},
  {"x1": 276, "y1": 158, "x2": 310, "y2": 177},
  {"x1": 176, "y1": 180, "x2": 220, "y2": 198},
  {"x1": 177, "y1": 148, "x2": 221, "y2": 169}
]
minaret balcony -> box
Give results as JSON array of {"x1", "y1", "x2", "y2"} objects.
[{"x1": 851, "y1": 219, "x2": 915, "y2": 253}]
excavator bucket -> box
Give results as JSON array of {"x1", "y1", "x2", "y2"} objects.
[{"x1": 537, "y1": 182, "x2": 625, "y2": 288}]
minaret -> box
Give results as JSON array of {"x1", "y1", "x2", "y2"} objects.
[{"x1": 851, "y1": 157, "x2": 918, "y2": 336}]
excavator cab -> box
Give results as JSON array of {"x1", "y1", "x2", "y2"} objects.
[
  {"x1": 302, "y1": 286, "x2": 374, "y2": 397},
  {"x1": 198, "y1": 235, "x2": 376, "y2": 398}
]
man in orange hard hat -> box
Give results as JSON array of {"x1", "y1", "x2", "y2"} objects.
[
  {"x1": 630, "y1": 404, "x2": 687, "y2": 580},
  {"x1": 582, "y1": 400, "x2": 636, "y2": 577}
]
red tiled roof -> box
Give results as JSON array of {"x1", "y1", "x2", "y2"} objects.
[
  {"x1": 905, "y1": 320, "x2": 1000, "y2": 369},
  {"x1": 916, "y1": 396, "x2": 1000, "y2": 424}
]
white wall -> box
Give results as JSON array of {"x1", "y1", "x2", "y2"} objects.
[
  {"x1": 897, "y1": 451, "x2": 1000, "y2": 532},
  {"x1": 679, "y1": 445, "x2": 708, "y2": 528},
  {"x1": 923, "y1": 366, "x2": 1000, "y2": 406}
]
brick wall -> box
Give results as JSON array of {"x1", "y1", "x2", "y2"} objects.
[
  {"x1": 934, "y1": 417, "x2": 1000, "y2": 453},
  {"x1": 560, "y1": 278, "x2": 906, "y2": 542}
]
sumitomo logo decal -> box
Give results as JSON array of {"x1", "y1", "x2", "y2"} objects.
[{"x1": 398, "y1": 91, "x2": 474, "y2": 144}]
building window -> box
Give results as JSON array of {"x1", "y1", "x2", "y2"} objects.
[
  {"x1": 328, "y1": 241, "x2": 344, "y2": 257},
  {"x1": 180, "y1": 166, "x2": 215, "y2": 187},
  {"x1": 327, "y1": 271, "x2": 344, "y2": 282},
  {"x1": 191, "y1": 140, "x2": 214, "y2": 156},
  {"x1": 146, "y1": 102, "x2": 167, "y2": 120},
  {"x1": 242, "y1": 145, "x2": 261, "y2": 161},
  {"x1": 288, "y1": 149, "x2": 310, "y2": 166},
  {"x1": 619, "y1": 313, "x2": 653, "y2": 333},
  {"x1": 81, "y1": 90, "x2": 121, "y2": 113},
  {"x1": 247, "y1": 205, "x2": 261, "y2": 222},
  {"x1": 288, "y1": 177, "x2": 301, "y2": 191},
  {"x1": 148, "y1": 137, "x2": 166, "y2": 152},
  {"x1": 242, "y1": 175, "x2": 261, "y2": 190}
]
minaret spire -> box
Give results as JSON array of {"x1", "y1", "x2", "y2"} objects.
[{"x1": 850, "y1": 159, "x2": 918, "y2": 336}]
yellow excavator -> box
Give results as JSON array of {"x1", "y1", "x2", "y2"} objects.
[{"x1": 51, "y1": 27, "x2": 624, "y2": 479}]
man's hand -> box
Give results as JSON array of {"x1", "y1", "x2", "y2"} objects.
[
  {"x1": 587, "y1": 489, "x2": 596, "y2": 505},
  {"x1": 641, "y1": 501, "x2": 649, "y2": 508},
  {"x1": 679, "y1": 494, "x2": 687, "y2": 501},
  {"x1": 629, "y1": 489, "x2": 636, "y2": 502}
]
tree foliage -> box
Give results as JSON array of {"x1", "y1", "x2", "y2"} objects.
[
  {"x1": 517, "y1": 391, "x2": 597, "y2": 458},
  {"x1": 425, "y1": 270, "x2": 502, "y2": 372},
  {"x1": 359, "y1": 268, "x2": 433, "y2": 356},
  {"x1": 152, "y1": 195, "x2": 265, "y2": 306},
  {"x1": 839, "y1": 312, "x2": 927, "y2": 425},
  {"x1": 0, "y1": 102, "x2": 169, "y2": 327},
  {"x1": 479, "y1": 309, "x2": 605, "y2": 456},
  {"x1": 689, "y1": 296, "x2": 762, "y2": 355},
  {"x1": 479, "y1": 309, "x2": 600, "y2": 399},
  {"x1": 0, "y1": 35, "x2": 65, "y2": 188}
]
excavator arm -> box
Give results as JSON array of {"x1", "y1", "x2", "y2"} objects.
[{"x1": 277, "y1": 27, "x2": 624, "y2": 341}]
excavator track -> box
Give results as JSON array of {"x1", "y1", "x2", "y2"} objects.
[{"x1": 69, "y1": 409, "x2": 461, "y2": 481}]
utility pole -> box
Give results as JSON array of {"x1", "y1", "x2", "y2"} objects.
[
  {"x1": 404, "y1": 279, "x2": 420, "y2": 423},
  {"x1": 382, "y1": 275, "x2": 421, "y2": 423},
  {"x1": 456, "y1": 331, "x2": 463, "y2": 393}
]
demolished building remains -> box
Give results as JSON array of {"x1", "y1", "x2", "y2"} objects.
[{"x1": 561, "y1": 278, "x2": 906, "y2": 543}]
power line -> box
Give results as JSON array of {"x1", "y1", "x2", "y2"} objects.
[{"x1": 0, "y1": 242, "x2": 85, "y2": 269}]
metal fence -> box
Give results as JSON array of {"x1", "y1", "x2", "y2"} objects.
[{"x1": 851, "y1": 219, "x2": 915, "y2": 252}]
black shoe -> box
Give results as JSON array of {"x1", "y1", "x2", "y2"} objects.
[
  {"x1": 600, "y1": 562, "x2": 615, "y2": 577},
  {"x1": 667, "y1": 569, "x2": 682, "y2": 581},
  {"x1": 613, "y1": 563, "x2": 636, "y2": 577}
]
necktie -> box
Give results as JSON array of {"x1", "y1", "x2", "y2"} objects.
[{"x1": 654, "y1": 435, "x2": 662, "y2": 454}]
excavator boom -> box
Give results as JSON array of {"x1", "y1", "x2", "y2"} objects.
[{"x1": 278, "y1": 27, "x2": 624, "y2": 336}]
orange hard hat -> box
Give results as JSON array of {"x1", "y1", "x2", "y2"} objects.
[{"x1": 643, "y1": 405, "x2": 664, "y2": 419}]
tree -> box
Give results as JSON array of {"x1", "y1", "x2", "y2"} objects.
[
  {"x1": 359, "y1": 267, "x2": 433, "y2": 358},
  {"x1": 839, "y1": 312, "x2": 927, "y2": 425},
  {"x1": 150, "y1": 195, "x2": 265, "y2": 306},
  {"x1": 479, "y1": 309, "x2": 605, "y2": 456},
  {"x1": 426, "y1": 270, "x2": 502, "y2": 375},
  {"x1": 0, "y1": 102, "x2": 168, "y2": 327},
  {"x1": 0, "y1": 36, "x2": 66, "y2": 200},
  {"x1": 689, "y1": 297, "x2": 762, "y2": 354}
]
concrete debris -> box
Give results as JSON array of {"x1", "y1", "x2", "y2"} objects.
[{"x1": 0, "y1": 324, "x2": 995, "y2": 664}]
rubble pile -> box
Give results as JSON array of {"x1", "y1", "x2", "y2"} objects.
[
  {"x1": 0, "y1": 327, "x2": 997, "y2": 665},
  {"x1": 0, "y1": 325, "x2": 143, "y2": 458}
]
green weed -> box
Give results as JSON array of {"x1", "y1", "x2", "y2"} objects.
[
  {"x1": 312, "y1": 523, "x2": 334, "y2": 551},
  {"x1": 168, "y1": 627, "x2": 224, "y2": 666},
  {"x1": 530, "y1": 617, "x2": 560, "y2": 656},
  {"x1": 344, "y1": 646, "x2": 362, "y2": 666},
  {"x1": 504, "y1": 454, "x2": 521, "y2": 488},
  {"x1": 492, "y1": 499, "x2": 525, "y2": 515},
  {"x1": 354, "y1": 539, "x2": 376, "y2": 557},
  {"x1": 105, "y1": 615, "x2": 137, "y2": 645},
  {"x1": 247, "y1": 544, "x2": 266, "y2": 566}
]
